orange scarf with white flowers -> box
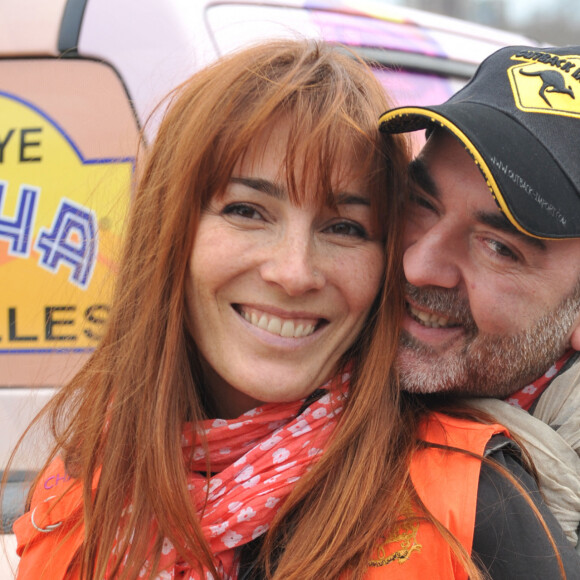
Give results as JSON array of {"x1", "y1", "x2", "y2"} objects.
[{"x1": 112, "y1": 372, "x2": 350, "y2": 579}]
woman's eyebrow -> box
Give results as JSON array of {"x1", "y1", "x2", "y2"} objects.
[
  {"x1": 334, "y1": 192, "x2": 371, "y2": 206},
  {"x1": 230, "y1": 176, "x2": 285, "y2": 199},
  {"x1": 230, "y1": 177, "x2": 370, "y2": 207}
]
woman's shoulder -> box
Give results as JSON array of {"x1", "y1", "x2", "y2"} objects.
[{"x1": 13, "y1": 457, "x2": 85, "y2": 580}]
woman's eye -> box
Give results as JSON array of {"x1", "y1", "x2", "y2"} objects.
[
  {"x1": 325, "y1": 221, "x2": 368, "y2": 239},
  {"x1": 222, "y1": 203, "x2": 263, "y2": 221},
  {"x1": 484, "y1": 238, "x2": 518, "y2": 261}
]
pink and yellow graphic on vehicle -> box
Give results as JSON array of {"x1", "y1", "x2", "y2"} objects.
[
  {"x1": 0, "y1": 92, "x2": 132, "y2": 353},
  {"x1": 300, "y1": 1, "x2": 466, "y2": 109},
  {"x1": 306, "y1": 0, "x2": 446, "y2": 58}
]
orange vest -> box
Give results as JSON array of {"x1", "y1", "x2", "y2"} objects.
[
  {"x1": 14, "y1": 459, "x2": 92, "y2": 580},
  {"x1": 14, "y1": 412, "x2": 507, "y2": 579},
  {"x1": 362, "y1": 413, "x2": 508, "y2": 579}
]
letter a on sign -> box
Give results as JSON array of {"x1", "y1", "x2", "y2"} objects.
[{"x1": 35, "y1": 200, "x2": 98, "y2": 290}]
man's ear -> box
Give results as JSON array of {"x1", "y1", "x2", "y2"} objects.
[{"x1": 569, "y1": 318, "x2": 580, "y2": 351}]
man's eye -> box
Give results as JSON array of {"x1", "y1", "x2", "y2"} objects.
[
  {"x1": 409, "y1": 192, "x2": 435, "y2": 212},
  {"x1": 485, "y1": 238, "x2": 518, "y2": 261},
  {"x1": 325, "y1": 221, "x2": 368, "y2": 239},
  {"x1": 222, "y1": 203, "x2": 263, "y2": 220}
]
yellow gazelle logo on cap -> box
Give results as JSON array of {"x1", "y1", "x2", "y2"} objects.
[{"x1": 508, "y1": 51, "x2": 580, "y2": 118}]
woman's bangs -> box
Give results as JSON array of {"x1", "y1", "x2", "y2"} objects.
[{"x1": 281, "y1": 108, "x2": 382, "y2": 212}]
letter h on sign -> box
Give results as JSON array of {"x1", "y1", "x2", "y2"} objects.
[{"x1": 0, "y1": 181, "x2": 39, "y2": 257}]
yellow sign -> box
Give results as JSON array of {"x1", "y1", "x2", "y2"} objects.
[
  {"x1": 509, "y1": 51, "x2": 580, "y2": 118},
  {"x1": 0, "y1": 92, "x2": 132, "y2": 352}
]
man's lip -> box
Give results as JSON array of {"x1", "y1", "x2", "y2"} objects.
[
  {"x1": 402, "y1": 310, "x2": 465, "y2": 347},
  {"x1": 406, "y1": 300, "x2": 458, "y2": 329}
]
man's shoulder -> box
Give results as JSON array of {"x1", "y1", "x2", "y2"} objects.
[
  {"x1": 534, "y1": 354, "x2": 580, "y2": 436},
  {"x1": 466, "y1": 362, "x2": 580, "y2": 549}
]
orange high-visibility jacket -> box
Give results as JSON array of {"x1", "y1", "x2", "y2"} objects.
[
  {"x1": 13, "y1": 413, "x2": 507, "y2": 579},
  {"x1": 362, "y1": 413, "x2": 508, "y2": 579}
]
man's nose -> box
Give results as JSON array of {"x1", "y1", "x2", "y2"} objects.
[
  {"x1": 259, "y1": 232, "x2": 325, "y2": 296},
  {"x1": 403, "y1": 224, "x2": 462, "y2": 289}
]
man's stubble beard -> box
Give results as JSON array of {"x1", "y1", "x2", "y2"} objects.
[{"x1": 398, "y1": 281, "x2": 580, "y2": 398}]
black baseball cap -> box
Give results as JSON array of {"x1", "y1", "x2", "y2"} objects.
[{"x1": 379, "y1": 45, "x2": 580, "y2": 239}]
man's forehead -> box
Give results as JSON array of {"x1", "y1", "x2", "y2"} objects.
[
  {"x1": 410, "y1": 133, "x2": 549, "y2": 251},
  {"x1": 409, "y1": 130, "x2": 485, "y2": 199}
]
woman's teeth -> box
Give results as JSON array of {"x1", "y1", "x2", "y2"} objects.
[
  {"x1": 240, "y1": 309, "x2": 317, "y2": 338},
  {"x1": 409, "y1": 305, "x2": 451, "y2": 329}
]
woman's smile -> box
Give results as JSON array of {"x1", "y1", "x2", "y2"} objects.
[{"x1": 233, "y1": 304, "x2": 325, "y2": 339}]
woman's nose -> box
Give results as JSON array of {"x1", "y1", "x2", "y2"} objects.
[
  {"x1": 403, "y1": 224, "x2": 462, "y2": 290},
  {"x1": 259, "y1": 232, "x2": 325, "y2": 296}
]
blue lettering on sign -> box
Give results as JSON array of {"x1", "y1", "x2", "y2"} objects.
[
  {"x1": 35, "y1": 199, "x2": 98, "y2": 289},
  {"x1": 0, "y1": 180, "x2": 39, "y2": 257}
]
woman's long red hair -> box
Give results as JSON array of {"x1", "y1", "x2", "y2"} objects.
[{"x1": 9, "y1": 39, "x2": 410, "y2": 579}]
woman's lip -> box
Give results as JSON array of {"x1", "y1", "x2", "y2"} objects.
[
  {"x1": 232, "y1": 304, "x2": 327, "y2": 339},
  {"x1": 234, "y1": 303, "x2": 325, "y2": 320}
]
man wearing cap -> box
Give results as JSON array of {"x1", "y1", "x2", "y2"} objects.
[{"x1": 380, "y1": 45, "x2": 580, "y2": 557}]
